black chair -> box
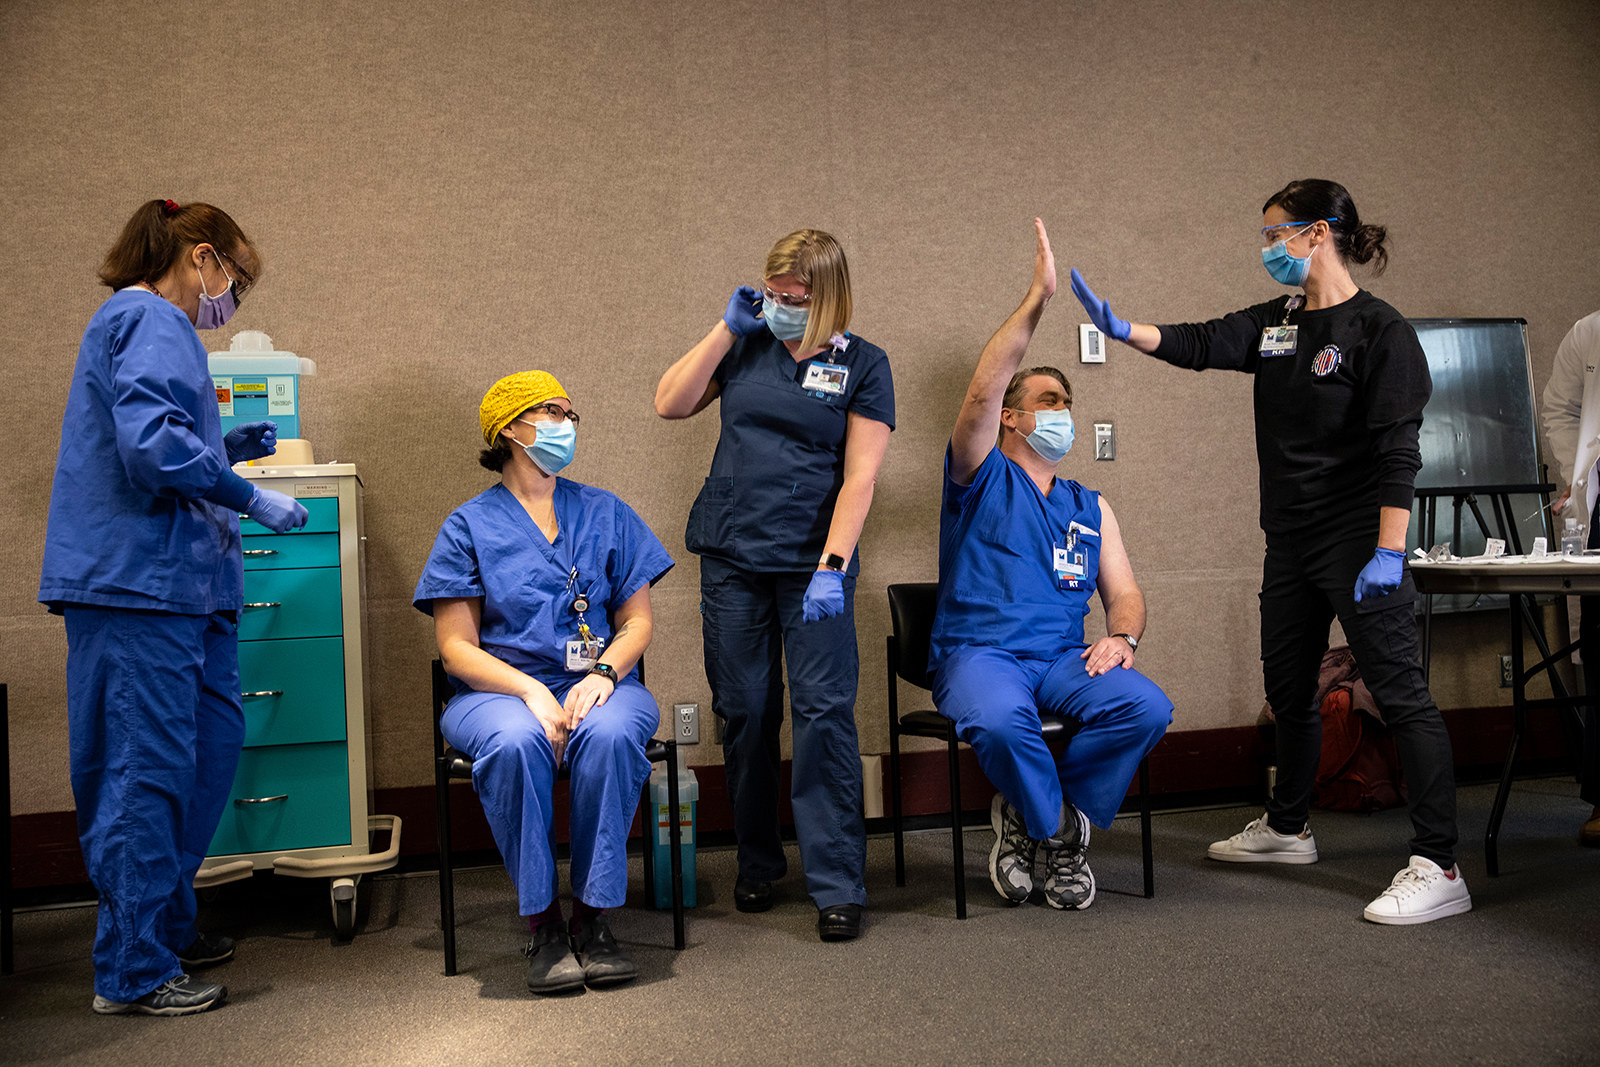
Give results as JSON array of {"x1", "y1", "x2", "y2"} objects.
[
  {"x1": 886, "y1": 582, "x2": 1154, "y2": 919},
  {"x1": 432, "y1": 659, "x2": 685, "y2": 976}
]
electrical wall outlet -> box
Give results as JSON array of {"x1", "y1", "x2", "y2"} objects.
[
  {"x1": 674, "y1": 703, "x2": 700, "y2": 744},
  {"x1": 1499, "y1": 655, "x2": 1513, "y2": 688},
  {"x1": 1094, "y1": 421, "x2": 1115, "y2": 461}
]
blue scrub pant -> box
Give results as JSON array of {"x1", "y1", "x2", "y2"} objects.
[
  {"x1": 933, "y1": 646, "x2": 1172, "y2": 839},
  {"x1": 64, "y1": 606, "x2": 244, "y2": 1003},
  {"x1": 700, "y1": 557, "x2": 866, "y2": 909},
  {"x1": 440, "y1": 675, "x2": 657, "y2": 915}
]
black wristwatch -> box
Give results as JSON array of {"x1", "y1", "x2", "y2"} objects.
[
  {"x1": 819, "y1": 552, "x2": 847, "y2": 572},
  {"x1": 588, "y1": 663, "x2": 619, "y2": 683},
  {"x1": 1113, "y1": 633, "x2": 1139, "y2": 652}
]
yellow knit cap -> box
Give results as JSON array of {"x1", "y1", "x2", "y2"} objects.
[{"x1": 479, "y1": 371, "x2": 568, "y2": 445}]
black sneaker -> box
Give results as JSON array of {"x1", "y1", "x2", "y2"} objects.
[
  {"x1": 524, "y1": 924, "x2": 586, "y2": 995},
  {"x1": 178, "y1": 932, "x2": 236, "y2": 968},
  {"x1": 570, "y1": 915, "x2": 638, "y2": 988},
  {"x1": 91, "y1": 974, "x2": 226, "y2": 1016}
]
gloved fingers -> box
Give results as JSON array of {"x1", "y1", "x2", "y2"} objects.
[{"x1": 1069, "y1": 268, "x2": 1100, "y2": 313}]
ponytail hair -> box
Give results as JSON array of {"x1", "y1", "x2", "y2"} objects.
[
  {"x1": 1262, "y1": 179, "x2": 1389, "y2": 276},
  {"x1": 98, "y1": 199, "x2": 260, "y2": 291}
]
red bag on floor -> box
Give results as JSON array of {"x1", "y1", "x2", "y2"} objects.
[{"x1": 1312, "y1": 686, "x2": 1405, "y2": 812}]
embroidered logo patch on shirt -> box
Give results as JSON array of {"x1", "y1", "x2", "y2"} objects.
[{"x1": 1311, "y1": 344, "x2": 1342, "y2": 377}]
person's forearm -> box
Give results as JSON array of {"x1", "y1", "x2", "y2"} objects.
[
  {"x1": 1377, "y1": 505, "x2": 1411, "y2": 552},
  {"x1": 656, "y1": 323, "x2": 734, "y2": 418},
  {"x1": 820, "y1": 474, "x2": 876, "y2": 566},
  {"x1": 439, "y1": 637, "x2": 549, "y2": 703},
  {"x1": 599, "y1": 614, "x2": 651, "y2": 677},
  {"x1": 1104, "y1": 590, "x2": 1147, "y2": 641},
  {"x1": 1124, "y1": 322, "x2": 1161, "y2": 354}
]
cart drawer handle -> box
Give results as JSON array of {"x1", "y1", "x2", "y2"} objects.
[
  {"x1": 241, "y1": 690, "x2": 283, "y2": 698},
  {"x1": 242, "y1": 549, "x2": 279, "y2": 557},
  {"x1": 235, "y1": 794, "x2": 289, "y2": 806},
  {"x1": 242, "y1": 602, "x2": 282, "y2": 609}
]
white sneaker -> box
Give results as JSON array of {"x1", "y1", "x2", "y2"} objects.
[
  {"x1": 1206, "y1": 814, "x2": 1319, "y2": 864},
  {"x1": 1362, "y1": 856, "x2": 1472, "y2": 925}
]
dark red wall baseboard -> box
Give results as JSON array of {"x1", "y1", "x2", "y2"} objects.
[{"x1": 5, "y1": 705, "x2": 1576, "y2": 891}]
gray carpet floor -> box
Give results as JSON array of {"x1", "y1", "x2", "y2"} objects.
[{"x1": 2, "y1": 778, "x2": 1597, "y2": 1066}]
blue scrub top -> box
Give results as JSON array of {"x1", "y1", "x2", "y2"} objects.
[
  {"x1": 685, "y1": 328, "x2": 895, "y2": 574},
  {"x1": 414, "y1": 479, "x2": 675, "y2": 695},
  {"x1": 929, "y1": 445, "x2": 1103, "y2": 675},
  {"x1": 39, "y1": 288, "x2": 243, "y2": 615}
]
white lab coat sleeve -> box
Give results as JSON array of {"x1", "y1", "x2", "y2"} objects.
[{"x1": 1541, "y1": 315, "x2": 1591, "y2": 491}]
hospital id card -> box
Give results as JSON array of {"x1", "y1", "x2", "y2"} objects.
[
  {"x1": 801, "y1": 361, "x2": 850, "y2": 396},
  {"x1": 1260, "y1": 325, "x2": 1298, "y2": 357},
  {"x1": 566, "y1": 635, "x2": 606, "y2": 671},
  {"x1": 1054, "y1": 542, "x2": 1086, "y2": 588}
]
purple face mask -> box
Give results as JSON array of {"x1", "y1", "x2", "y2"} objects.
[{"x1": 196, "y1": 253, "x2": 238, "y2": 330}]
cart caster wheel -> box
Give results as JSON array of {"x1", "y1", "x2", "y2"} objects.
[{"x1": 331, "y1": 877, "x2": 359, "y2": 941}]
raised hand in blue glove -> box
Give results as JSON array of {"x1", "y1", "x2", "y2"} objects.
[
  {"x1": 801, "y1": 569, "x2": 845, "y2": 623},
  {"x1": 224, "y1": 420, "x2": 278, "y2": 464},
  {"x1": 1353, "y1": 547, "x2": 1405, "y2": 603},
  {"x1": 246, "y1": 486, "x2": 309, "y2": 533},
  {"x1": 1069, "y1": 268, "x2": 1132, "y2": 342},
  {"x1": 723, "y1": 285, "x2": 766, "y2": 336}
]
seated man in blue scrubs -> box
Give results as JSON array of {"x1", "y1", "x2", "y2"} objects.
[
  {"x1": 415, "y1": 371, "x2": 674, "y2": 994},
  {"x1": 932, "y1": 219, "x2": 1173, "y2": 909}
]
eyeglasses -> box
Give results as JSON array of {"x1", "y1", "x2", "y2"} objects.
[
  {"x1": 212, "y1": 247, "x2": 254, "y2": 300},
  {"x1": 762, "y1": 285, "x2": 812, "y2": 308},
  {"x1": 517, "y1": 405, "x2": 580, "y2": 426},
  {"x1": 1260, "y1": 218, "x2": 1339, "y2": 245}
]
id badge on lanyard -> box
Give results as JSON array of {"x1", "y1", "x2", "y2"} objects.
[
  {"x1": 1053, "y1": 538, "x2": 1086, "y2": 590},
  {"x1": 801, "y1": 361, "x2": 850, "y2": 397},
  {"x1": 562, "y1": 564, "x2": 603, "y2": 669},
  {"x1": 1259, "y1": 295, "x2": 1304, "y2": 358}
]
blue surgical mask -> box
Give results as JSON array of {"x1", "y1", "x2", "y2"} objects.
[
  {"x1": 761, "y1": 296, "x2": 810, "y2": 341},
  {"x1": 512, "y1": 417, "x2": 576, "y2": 476},
  {"x1": 1023, "y1": 408, "x2": 1074, "y2": 463},
  {"x1": 195, "y1": 255, "x2": 238, "y2": 330},
  {"x1": 1261, "y1": 224, "x2": 1315, "y2": 287}
]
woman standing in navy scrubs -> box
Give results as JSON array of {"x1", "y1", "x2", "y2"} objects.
[{"x1": 656, "y1": 230, "x2": 894, "y2": 941}]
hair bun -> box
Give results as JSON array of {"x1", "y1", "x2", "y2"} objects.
[{"x1": 162, "y1": 200, "x2": 180, "y2": 216}]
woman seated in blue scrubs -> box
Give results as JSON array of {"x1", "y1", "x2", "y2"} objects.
[
  {"x1": 655, "y1": 230, "x2": 894, "y2": 942},
  {"x1": 414, "y1": 371, "x2": 674, "y2": 995}
]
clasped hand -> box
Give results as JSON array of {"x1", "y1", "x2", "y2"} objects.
[{"x1": 224, "y1": 420, "x2": 278, "y2": 464}]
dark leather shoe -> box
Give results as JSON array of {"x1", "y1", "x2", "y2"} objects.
[
  {"x1": 523, "y1": 924, "x2": 585, "y2": 995},
  {"x1": 734, "y1": 877, "x2": 774, "y2": 913},
  {"x1": 817, "y1": 903, "x2": 863, "y2": 942},
  {"x1": 570, "y1": 915, "x2": 638, "y2": 988}
]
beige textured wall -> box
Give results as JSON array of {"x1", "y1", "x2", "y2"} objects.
[{"x1": 3, "y1": 0, "x2": 1597, "y2": 815}]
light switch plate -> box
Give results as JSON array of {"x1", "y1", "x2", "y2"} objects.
[{"x1": 1094, "y1": 422, "x2": 1115, "y2": 460}]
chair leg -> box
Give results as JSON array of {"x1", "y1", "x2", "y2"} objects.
[
  {"x1": 947, "y1": 735, "x2": 966, "y2": 920},
  {"x1": 435, "y1": 765, "x2": 457, "y2": 976},
  {"x1": 890, "y1": 721, "x2": 906, "y2": 888},
  {"x1": 639, "y1": 776, "x2": 655, "y2": 906},
  {"x1": 1139, "y1": 756, "x2": 1154, "y2": 899},
  {"x1": 666, "y1": 743, "x2": 685, "y2": 950}
]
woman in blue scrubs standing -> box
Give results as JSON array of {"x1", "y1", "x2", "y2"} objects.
[
  {"x1": 39, "y1": 199, "x2": 307, "y2": 1016},
  {"x1": 415, "y1": 371, "x2": 674, "y2": 994},
  {"x1": 656, "y1": 230, "x2": 894, "y2": 941}
]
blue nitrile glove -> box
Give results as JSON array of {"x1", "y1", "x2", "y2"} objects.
[
  {"x1": 723, "y1": 285, "x2": 766, "y2": 336},
  {"x1": 1354, "y1": 547, "x2": 1405, "y2": 603},
  {"x1": 1069, "y1": 268, "x2": 1132, "y2": 342},
  {"x1": 225, "y1": 420, "x2": 278, "y2": 464},
  {"x1": 801, "y1": 569, "x2": 846, "y2": 622},
  {"x1": 246, "y1": 486, "x2": 309, "y2": 533}
]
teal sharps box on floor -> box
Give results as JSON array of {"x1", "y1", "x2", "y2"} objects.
[
  {"x1": 649, "y1": 750, "x2": 697, "y2": 907},
  {"x1": 209, "y1": 330, "x2": 317, "y2": 440}
]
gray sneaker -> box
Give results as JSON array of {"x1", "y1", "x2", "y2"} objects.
[
  {"x1": 1041, "y1": 804, "x2": 1095, "y2": 910},
  {"x1": 988, "y1": 793, "x2": 1038, "y2": 903},
  {"x1": 524, "y1": 924, "x2": 586, "y2": 995},
  {"x1": 91, "y1": 973, "x2": 226, "y2": 1016}
]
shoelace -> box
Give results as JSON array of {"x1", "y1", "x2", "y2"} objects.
[
  {"x1": 1046, "y1": 838, "x2": 1090, "y2": 885},
  {"x1": 1000, "y1": 807, "x2": 1038, "y2": 863},
  {"x1": 1381, "y1": 865, "x2": 1437, "y2": 899}
]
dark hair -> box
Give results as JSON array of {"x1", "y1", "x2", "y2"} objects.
[
  {"x1": 478, "y1": 442, "x2": 512, "y2": 472},
  {"x1": 1262, "y1": 179, "x2": 1388, "y2": 275},
  {"x1": 1003, "y1": 366, "x2": 1072, "y2": 411},
  {"x1": 98, "y1": 199, "x2": 260, "y2": 291}
]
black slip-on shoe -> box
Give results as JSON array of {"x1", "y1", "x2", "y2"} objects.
[
  {"x1": 524, "y1": 925, "x2": 586, "y2": 995},
  {"x1": 734, "y1": 877, "x2": 774, "y2": 913},
  {"x1": 817, "y1": 903, "x2": 863, "y2": 942},
  {"x1": 570, "y1": 915, "x2": 638, "y2": 988}
]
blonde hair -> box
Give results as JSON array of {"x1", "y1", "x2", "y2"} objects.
[{"x1": 764, "y1": 229, "x2": 853, "y2": 353}]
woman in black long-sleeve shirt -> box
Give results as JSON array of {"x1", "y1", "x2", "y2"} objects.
[{"x1": 1071, "y1": 179, "x2": 1469, "y2": 926}]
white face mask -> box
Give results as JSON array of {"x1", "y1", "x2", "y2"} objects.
[{"x1": 1021, "y1": 407, "x2": 1075, "y2": 463}]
